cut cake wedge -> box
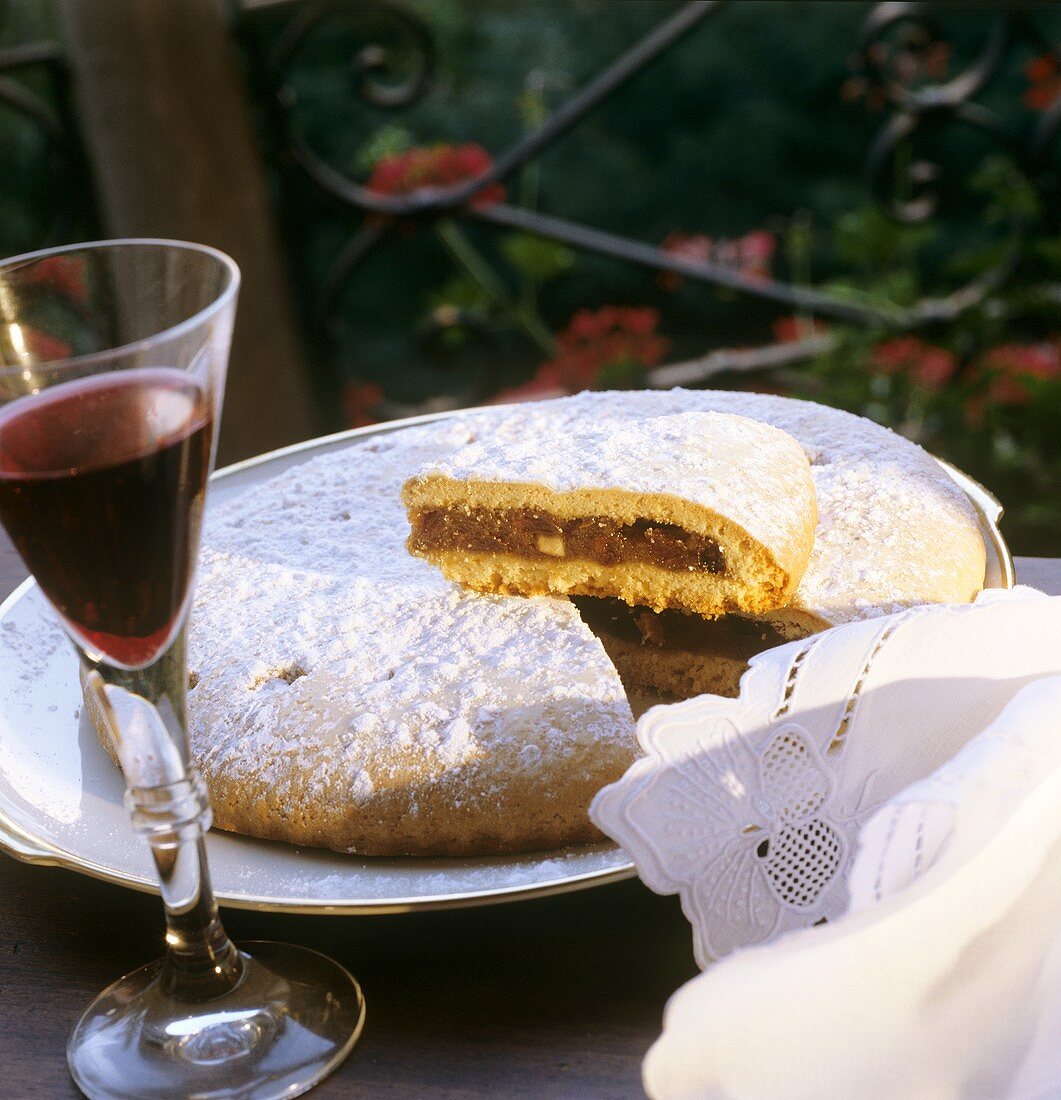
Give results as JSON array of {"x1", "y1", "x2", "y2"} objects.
[{"x1": 402, "y1": 410, "x2": 817, "y2": 618}]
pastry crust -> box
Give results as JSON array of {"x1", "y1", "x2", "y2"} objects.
[
  {"x1": 402, "y1": 411, "x2": 817, "y2": 618},
  {"x1": 595, "y1": 629, "x2": 752, "y2": 701}
]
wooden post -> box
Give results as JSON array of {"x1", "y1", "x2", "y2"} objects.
[{"x1": 59, "y1": 0, "x2": 319, "y2": 465}]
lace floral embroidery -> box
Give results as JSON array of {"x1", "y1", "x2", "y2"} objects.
[{"x1": 623, "y1": 718, "x2": 847, "y2": 959}]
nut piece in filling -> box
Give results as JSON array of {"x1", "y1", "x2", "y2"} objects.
[{"x1": 402, "y1": 410, "x2": 818, "y2": 618}]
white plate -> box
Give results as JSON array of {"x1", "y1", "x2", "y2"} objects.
[{"x1": 0, "y1": 416, "x2": 1013, "y2": 913}]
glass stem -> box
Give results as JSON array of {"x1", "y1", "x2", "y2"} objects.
[
  {"x1": 151, "y1": 834, "x2": 244, "y2": 1001},
  {"x1": 84, "y1": 625, "x2": 244, "y2": 1003}
]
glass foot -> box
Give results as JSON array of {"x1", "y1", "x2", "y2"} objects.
[{"x1": 67, "y1": 941, "x2": 365, "y2": 1100}]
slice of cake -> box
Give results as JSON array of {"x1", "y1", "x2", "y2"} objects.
[
  {"x1": 571, "y1": 596, "x2": 821, "y2": 701},
  {"x1": 402, "y1": 410, "x2": 817, "y2": 618}
]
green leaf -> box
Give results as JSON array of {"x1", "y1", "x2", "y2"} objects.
[
  {"x1": 353, "y1": 125, "x2": 415, "y2": 174},
  {"x1": 969, "y1": 155, "x2": 1039, "y2": 222},
  {"x1": 595, "y1": 359, "x2": 647, "y2": 390},
  {"x1": 427, "y1": 276, "x2": 494, "y2": 313},
  {"x1": 519, "y1": 86, "x2": 548, "y2": 130},
  {"x1": 1034, "y1": 236, "x2": 1061, "y2": 267},
  {"x1": 832, "y1": 207, "x2": 933, "y2": 269},
  {"x1": 439, "y1": 325, "x2": 467, "y2": 349},
  {"x1": 499, "y1": 233, "x2": 575, "y2": 284}
]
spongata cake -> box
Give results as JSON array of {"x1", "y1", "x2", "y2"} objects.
[
  {"x1": 87, "y1": 389, "x2": 987, "y2": 857},
  {"x1": 402, "y1": 411, "x2": 818, "y2": 618}
]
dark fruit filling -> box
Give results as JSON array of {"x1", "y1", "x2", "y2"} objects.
[
  {"x1": 572, "y1": 596, "x2": 790, "y2": 658},
  {"x1": 409, "y1": 507, "x2": 725, "y2": 574}
]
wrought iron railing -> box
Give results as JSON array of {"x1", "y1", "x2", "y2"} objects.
[
  {"x1": 245, "y1": 0, "x2": 1059, "y2": 398},
  {"x1": 3, "y1": 2, "x2": 1057, "y2": 398}
]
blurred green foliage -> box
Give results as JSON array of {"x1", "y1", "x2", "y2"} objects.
[
  {"x1": 242, "y1": 0, "x2": 882, "y2": 400},
  {"x1": 789, "y1": 154, "x2": 1061, "y2": 556},
  {"x1": 237, "y1": 6, "x2": 1051, "y2": 361}
]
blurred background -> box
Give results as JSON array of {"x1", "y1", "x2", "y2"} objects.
[{"x1": 1, "y1": 0, "x2": 1059, "y2": 552}]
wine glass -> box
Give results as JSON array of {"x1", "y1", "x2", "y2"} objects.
[{"x1": 0, "y1": 240, "x2": 364, "y2": 1099}]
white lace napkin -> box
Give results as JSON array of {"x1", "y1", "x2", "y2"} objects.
[
  {"x1": 590, "y1": 587, "x2": 1061, "y2": 1098},
  {"x1": 641, "y1": 675, "x2": 1061, "y2": 1099}
]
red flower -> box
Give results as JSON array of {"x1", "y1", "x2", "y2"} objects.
[
  {"x1": 366, "y1": 144, "x2": 505, "y2": 208},
  {"x1": 966, "y1": 341, "x2": 1061, "y2": 423},
  {"x1": 660, "y1": 232, "x2": 712, "y2": 262},
  {"x1": 23, "y1": 328, "x2": 73, "y2": 362},
  {"x1": 1024, "y1": 54, "x2": 1061, "y2": 112},
  {"x1": 494, "y1": 307, "x2": 669, "y2": 402},
  {"x1": 18, "y1": 255, "x2": 89, "y2": 305},
  {"x1": 843, "y1": 38, "x2": 951, "y2": 111},
  {"x1": 542, "y1": 306, "x2": 669, "y2": 392},
  {"x1": 732, "y1": 230, "x2": 776, "y2": 278},
  {"x1": 772, "y1": 315, "x2": 828, "y2": 344},
  {"x1": 660, "y1": 230, "x2": 774, "y2": 290},
  {"x1": 342, "y1": 380, "x2": 384, "y2": 428},
  {"x1": 870, "y1": 336, "x2": 957, "y2": 392}
]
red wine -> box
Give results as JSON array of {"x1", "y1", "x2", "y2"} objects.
[{"x1": 0, "y1": 369, "x2": 212, "y2": 668}]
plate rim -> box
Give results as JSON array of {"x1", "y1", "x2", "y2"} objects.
[
  {"x1": 0, "y1": 406, "x2": 1014, "y2": 912},
  {"x1": 0, "y1": 795, "x2": 637, "y2": 912}
]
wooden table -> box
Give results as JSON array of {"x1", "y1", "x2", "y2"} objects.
[{"x1": 2, "y1": 530, "x2": 1059, "y2": 1098}]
